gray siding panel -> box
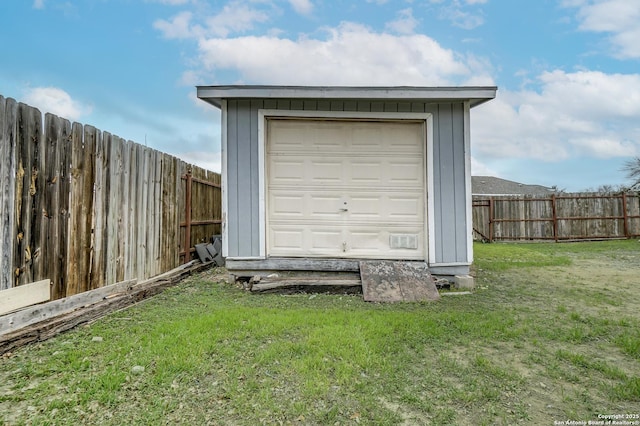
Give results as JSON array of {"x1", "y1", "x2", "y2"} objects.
[
  {"x1": 357, "y1": 101, "x2": 371, "y2": 112},
  {"x1": 250, "y1": 100, "x2": 262, "y2": 256},
  {"x1": 344, "y1": 100, "x2": 357, "y2": 111},
  {"x1": 398, "y1": 102, "x2": 411, "y2": 113},
  {"x1": 236, "y1": 100, "x2": 253, "y2": 255},
  {"x1": 437, "y1": 104, "x2": 455, "y2": 262},
  {"x1": 451, "y1": 103, "x2": 467, "y2": 261},
  {"x1": 226, "y1": 100, "x2": 239, "y2": 257},
  {"x1": 317, "y1": 100, "x2": 331, "y2": 111},
  {"x1": 225, "y1": 98, "x2": 470, "y2": 263},
  {"x1": 431, "y1": 103, "x2": 468, "y2": 264}
]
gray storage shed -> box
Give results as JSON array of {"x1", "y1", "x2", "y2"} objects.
[{"x1": 197, "y1": 85, "x2": 496, "y2": 280}]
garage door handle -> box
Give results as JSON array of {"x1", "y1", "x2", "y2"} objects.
[{"x1": 339, "y1": 208, "x2": 349, "y2": 212}]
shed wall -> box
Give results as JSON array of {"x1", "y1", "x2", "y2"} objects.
[{"x1": 224, "y1": 99, "x2": 469, "y2": 265}]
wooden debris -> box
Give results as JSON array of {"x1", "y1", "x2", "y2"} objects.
[
  {"x1": 250, "y1": 273, "x2": 361, "y2": 293},
  {"x1": 0, "y1": 279, "x2": 51, "y2": 315},
  {"x1": 0, "y1": 260, "x2": 212, "y2": 355}
]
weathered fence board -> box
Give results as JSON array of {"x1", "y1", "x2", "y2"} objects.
[
  {"x1": 473, "y1": 193, "x2": 640, "y2": 242},
  {"x1": 15, "y1": 103, "x2": 44, "y2": 287},
  {"x1": 42, "y1": 114, "x2": 65, "y2": 299},
  {"x1": 0, "y1": 96, "x2": 221, "y2": 300},
  {"x1": 0, "y1": 96, "x2": 17, "y2": 291}
]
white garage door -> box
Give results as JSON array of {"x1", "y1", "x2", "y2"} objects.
[{"x1": 267, "y1": 118, "x2": 426, "y2": 260}]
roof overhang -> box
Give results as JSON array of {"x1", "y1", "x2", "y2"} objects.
[{"x1": 196, "y1": 85, "x2": 497, "y2": 109}]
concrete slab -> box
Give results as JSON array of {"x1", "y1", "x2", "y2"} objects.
[
  {"x1": 359, "y1": 261, "x2": 440, "y2": 302},
  {"x1": 453, "y1": 275, "x2": 475, "y2": 290}
]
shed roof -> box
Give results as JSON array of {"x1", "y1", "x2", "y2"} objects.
[{"x1": 197, "y1": 85, "x2": 497, "y2": 108}]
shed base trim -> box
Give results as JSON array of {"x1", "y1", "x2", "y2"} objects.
[{"x1": 226, "y1": 257, "x2": 469, "y2": 280}]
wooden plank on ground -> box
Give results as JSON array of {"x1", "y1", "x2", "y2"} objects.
[
  {"x1": 226, "y1": 258, "x2": 360, "y2": 273},
  {"x1": 359, "y1": 261, "x2": 440, "y2": 302},
  {"x1": 0, "y1": 279, "x2": 51, "y2": 315},
  {"x1": 251, "y1": 277, "x2": 362, "y2": 292},
  {"x1": 0, "y1": 260, "x2": 211, "y2": 355},
  {"x1": 0, "y1": 279, "x2": 135, "y2": 335}
]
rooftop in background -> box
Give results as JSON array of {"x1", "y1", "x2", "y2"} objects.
[
  {"x1": 196, "y1": 85, "x2": 498, "y2": 108},
  {"x1": 472, "y1": 176, "x2": 554, "y2": 196}
]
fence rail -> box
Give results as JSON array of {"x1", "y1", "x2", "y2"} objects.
[
  {"x1": 0, "y1": 95, "x2": 221, "y2": 298},
  {"x1": 473, "y1": 193, "x2": 640, "y2": 242}
]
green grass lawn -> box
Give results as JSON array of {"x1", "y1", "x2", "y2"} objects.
[{"x1": 1, "y1": 240, "x2": 639, "y2": 425}]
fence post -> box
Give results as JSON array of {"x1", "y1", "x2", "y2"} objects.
[
  {"x1": 622, "y1": 193, "x2": 629, "y2": 239},
  {"x1": 183, "y1": 169, "x2": 192, "y2": 263},
  {"x1": 551, "y1": 194, "x2": 558, "y2": 242},
  {"x1": 489, "y1": 197, "x2": 494, "y2": 242}
]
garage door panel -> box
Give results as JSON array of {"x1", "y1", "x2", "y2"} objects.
[
  {"x1": 271, "y1": 194, "x2": 305, "y2": 217},
  {"x1": 388, "y1": 160, "x2": 424, "y2": 185},
  {"x1": 269, "y1": 156, "x2": 424, "y2": 189},
  {"x1": 348, "y1": 196, "x2": 380, "y2": 219},
  {"x1": 269, "y1": 120, "x2": 423, "y2": 154},
  {"x1": 267, "y1": 118, "x2": 426, "y2": 260},
  {"x1": 309, "y1": 230, "x2": 344, "y2": 250},
  {"x1": 350, "y1": 161, "x2": 382, "y2": 184},
  {"x1": 387, "y1": 195, "x2": 424, "y2": 219},
  {"x1": 271, "y1": 229, "x2": 304, "y2": 251},
  {"x1": 269, "y1": 158, "x2": 306, "y2": 184},
  {"x1": 309, "y1": 195, "x2": 343, "y2": 217},
  {"x1": 269, "y1": 191, "x2": 425, "y2": 224},
  {"x1": 348, "y1": 228, "x2": 424, "y2": 260},
  {"x1": 310, "y1": 160, "x2": 344, "y2": 183},
  {"x1": 269, "y1": 225, "x2": 425, "y2": 259},
  {"x1": 351, "y1": 122, "x2": 423, "y2": 152}
]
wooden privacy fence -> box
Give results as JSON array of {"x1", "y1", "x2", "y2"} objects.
[
  {"x1": 473, "y1": 193, "x2": 640, "y2": 242},
  {"x1": 0, "y1": 95, "x2": 221, "y2": 299}
]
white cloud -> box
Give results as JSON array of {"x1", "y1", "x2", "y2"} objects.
[
  {"x1": 385, "y1": 8, "x2": 418, "y2": 35},
  {"x1": 288, "y1": 0, "x2": 313, "y2": 15},
  {"x1": 177, "y1": 150, "x2": 221, "y2": 172},
  {"x1": 566, "y1": 0, "x2": 640, "y2": 59},
  {"x1": 472, "y1": 70, "x2": 640, "y2": 162},
  {"x1": 440, "y1": 6, "x2": 484, "y2": 29},
  {"x1": 205, "y1": 2, "x2": 270, "y2": 37},
  {"x1": 154, "y1": 3, "x2": 270, "y2": 39},
  {"x1": 22, "y1": 87, "x2": 92, "y2": 121},
  {"x1": 196, "y1": 22, "x2": 493, "y2": 86},
  {"x1": 154, "y1": 11, "x2": 201, "y2": 39},
  {"x1": 471, "y1": 157, "x2": 498, "y2": 176},
  {"x1": 180, "y1": 70, "x2": 204, "y2": 86},
  {"x1": 434, "y1": 0, "x2": 485, "y2": 29},
  {"x1": 33, "y1": 0, "x2": 45, "y2": 9}
]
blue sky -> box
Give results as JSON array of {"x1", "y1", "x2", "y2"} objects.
[{"x1": 1, "y1": 0, "x2": 639, "y2": 191}]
